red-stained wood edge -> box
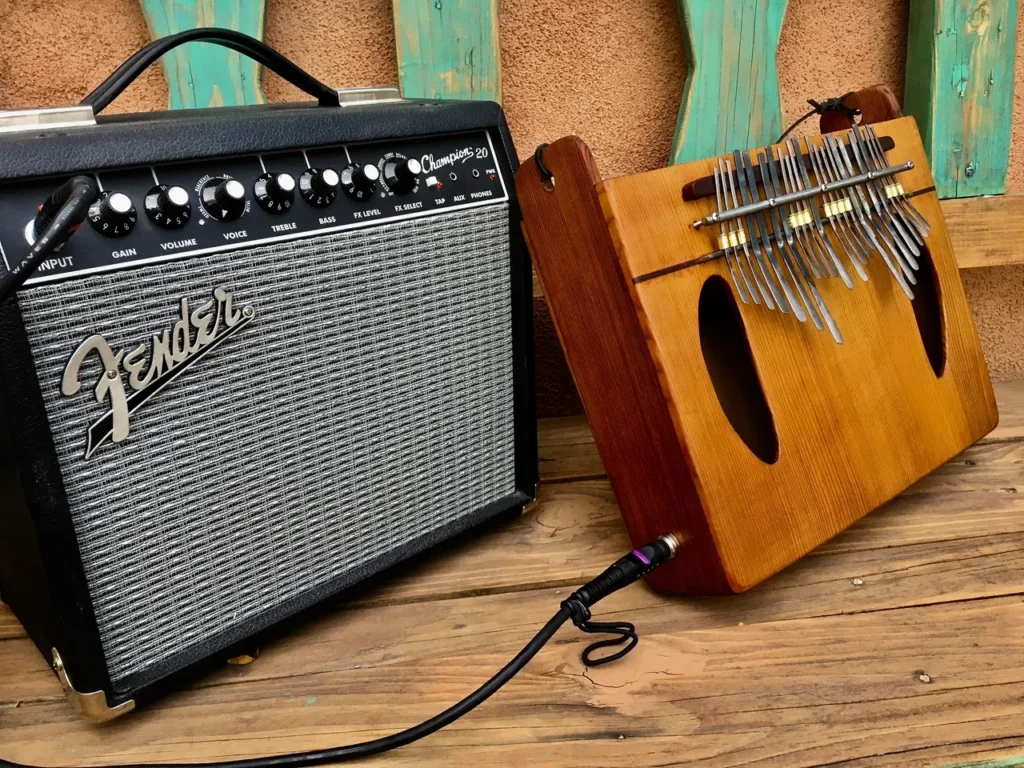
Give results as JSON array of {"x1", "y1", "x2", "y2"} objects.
[{"x1": 516, "y1": 138, "x2": 728, "y2": 594}]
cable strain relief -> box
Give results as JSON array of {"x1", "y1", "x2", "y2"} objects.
[{"x1": 560, "y1": 596, "x2": 592, "y2": 627}]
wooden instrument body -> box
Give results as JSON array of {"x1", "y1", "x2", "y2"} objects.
[{"x1": 518, "y1": 117, "x2": 998, "y2": 595}]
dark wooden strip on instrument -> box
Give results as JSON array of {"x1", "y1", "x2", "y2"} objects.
[{"x1": 682, "y1": 135, "x2": 897, "y2": 201}]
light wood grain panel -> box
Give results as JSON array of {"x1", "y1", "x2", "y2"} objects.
[
  {"x1": 532, "y1": 195, "x2": 1024, "y2": 303},
  {"x1": 597, "y1": 116, "x2": 997, "y2": 593},
  {"x1": 534, "y1": 379, "x2": 1024, "y2": 483}
]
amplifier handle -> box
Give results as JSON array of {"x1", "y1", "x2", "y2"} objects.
[{"x1": 81, "y1": 28, "x2": 342, "y2": 114}]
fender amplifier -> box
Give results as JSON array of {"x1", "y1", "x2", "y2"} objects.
[{"x1": 0, "y1": 83, "x2": 535, "y2": 716}]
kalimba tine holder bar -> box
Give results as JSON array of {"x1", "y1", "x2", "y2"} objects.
[
  {"x1": 692, "y1": 159, "x2": 914, "y2": 229},
  {"x1": 516, "y1": 116, "x2": 998, "y2": 597}
]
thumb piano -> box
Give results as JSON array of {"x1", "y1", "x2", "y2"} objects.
[{"x1": 518, "y1": 116, "x2": 998, "y2": 595}]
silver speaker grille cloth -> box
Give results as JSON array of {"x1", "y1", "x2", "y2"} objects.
[{"x1": 17, "y1": 203, "x2": 516, "y2": 684}]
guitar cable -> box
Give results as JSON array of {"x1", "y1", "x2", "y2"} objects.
[
  {"x1": 0, "y1": 176, "x2": 97, "y2": 306},
  {"x1": 0, "y1": 535, "x2": 680, "y2": 766}
]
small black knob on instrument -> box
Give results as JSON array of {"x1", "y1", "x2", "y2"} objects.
[
  {"x1": 145, "y1": 185, "x2": 191, "y2": 229},
  {"x1": 201, "y1": 178, "x2": 247, "y2": 221},
  {"x1": 299, "y1": 168, "x2": 340, "y2": 208},
  {"x1": 340, "y1": 163, "x2": 380, "y2": 201},
  {"x1": 255, "y1": 172, "x2": 297, "y2": 214},
  {"x1": 383, "y1": 157, "x2": 422, "y2": 194},
  {"x1": 88, "y1": 191, "x2": 137, "y2": 237}
]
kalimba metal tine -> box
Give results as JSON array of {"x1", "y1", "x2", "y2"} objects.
[
  {"x1": 811, "y1": 140, "x2": 875, "y2": 263},
  {"x1": 847, "y1": 126, "x2": 924, "y2": 258},
  {"x1": 738, "y1": 149, "x2": 810, "y2": 325},
  {"x1": 824, "y1": 136, "x2": 911, "y2": 277},
  {"x1": 823, "y1": 136, "x2": 916, "y2": 299},
  {"x1": 761, "y1": 149, "x2": 822, "y2": 280},
  {"x1": 756, "y1": 149, "x2": 838, "y2": 339},
  {"x1": 864, "y1": 125, "x2": 931, "y2": 236},
  {"x1": 804, "y1": 138, "x2": 871, "y2": 273},
  {"x1": 732, "y1": 149, "x2": 792, "y2": 314},
  {"x1": 780, "y1": 147, "x2": 836, "y2": 280},
  {"x1": 724, "y1": 158, "x2": 772, "y2": 309},
  {"x1": 723, "y1": 161, "x2": 761, "y2": 304},
  {"x1": 769, "y1": 147, "x2": 825, "y2": 279},
  {"x1": 785, "y1": 139, "x2": 858, "y2": 287},
  {"x1": 829, "y1": 135, "x2": 920, "y2": 279},
  {"x1": 713, "y1": 161, "x2": 751, "y2": 304},
  {"x1": 721, "y1": 162, "x2": 758, "y2": 304},
  {"x1": 817, "y1": 137, "x2": 878, "y2": 260},
  {"x1": 850, "y1": 125, "x2": 924, "y2": 248},
  {"x1": 773, "y1": 144, "x2": 834, "y2": 280}
]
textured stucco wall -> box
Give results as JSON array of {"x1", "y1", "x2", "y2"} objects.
[{"x1": 0, "y1": 0, "x2": 1021, "y2": 384}]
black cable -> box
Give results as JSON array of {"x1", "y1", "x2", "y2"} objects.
[
  {"x1": 0, "y1": 176, "x2": 97, "y2": 305},
  {"x1": 81, "y1": 28, "x2": 340, "y2": 114},
  {"x1": 777, "y1": 93, "x2": 861, "y2": 144},
  {"x1": 0, "y1": 535, "x2": 679, "y2": 767}
]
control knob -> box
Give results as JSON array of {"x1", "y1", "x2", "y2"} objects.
[
  {"x1": 201, "y1": 178, "x2": 247, "y2": 221},
  {"x1": 88, "y1": 192, "x2": 137, "y2": 237},
  {"x1": 340, "y1": 163, "x2": 380, "y2": 201},
  {"x1": 383, "y1": 157, "x2": 422, "y2": 194},
  {"x1": 144, "y1": 185, "x2": 191, "y2": 230},
  {"x1": 299, "y1": 168, "x2": 340, "y2": 208},
  {"x1": 255, "y1": 172, "x2": 296, "y2": 214}
]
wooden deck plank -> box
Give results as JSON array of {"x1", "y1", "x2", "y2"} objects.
[
  {"x1": 945, "y1": 195, "x2": 1024, "y2": 269},
  {"x1": 2, "y1": 594, "x2": 1023, "y2": 766},
  {"x1": 9, "y1": 527, "x2": 1024, "y2": 701}
]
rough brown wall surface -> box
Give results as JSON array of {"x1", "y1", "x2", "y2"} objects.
[{"x1": 0, "y1": 0, "x2": 1021, "y2": 383}]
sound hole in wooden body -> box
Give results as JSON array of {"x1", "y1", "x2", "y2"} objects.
[
  {"x1": 911, "y1": 244, "x2": 946, "y2": 377},
  {"x1": 698, "y1": 276, "x2": 779, "y2": 464}
]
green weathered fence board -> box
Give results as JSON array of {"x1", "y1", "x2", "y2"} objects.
[
  {"x1": 393, "y1": 0, "x2": 501, "y2": 102},
  {"x1": 904, "y1": 0, "x2": 1018, "y2": 198},
  {"x1": 140, "y1": 0, "x2": 267, "y2": 109},
  {"x1": 671, "y1": 0, "x2": 788, "y2": 164}
]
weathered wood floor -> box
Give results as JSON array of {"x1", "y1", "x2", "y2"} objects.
[{"x1": 2, "y1": 380, "x2": 1023, "y2": 767}]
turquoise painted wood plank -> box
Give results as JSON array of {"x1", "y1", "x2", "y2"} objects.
[
  {"x1": 941, "y1": 756, "x2": 1024, "y2": 768},
  {"x1": 671, "y1": 0, "x2": 788, "y2": 164},
  {"x1": 140, "y1": 0, "x2": 267, "y2": 109},
  {"x1": 904, "y1": 0, "x2": 1019, "y2": 198},
  {"x1": 393, "y1": 0, "x2": 501, "y2": 103}
]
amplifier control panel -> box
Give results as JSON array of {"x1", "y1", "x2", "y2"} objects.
[{"x1": 0, "y1": 130, "x2": 509, "y2": 287}]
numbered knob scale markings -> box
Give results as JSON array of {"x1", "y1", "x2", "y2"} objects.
[
  {"x1": 145, "y1": 185, "x2": 191, "y2": 230},
  {"x1": 300, "y1": 168, "x2": 341, "y2": 207},
  {"x1": 255, "y1": 172, "x2": 296, "y2": 214},
  {"x1": 89, "y1": 192, "x2": 137, "y2": 237},
  {"x1": 340, "y1": 164, "x2": 379, "y2": 201}
]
